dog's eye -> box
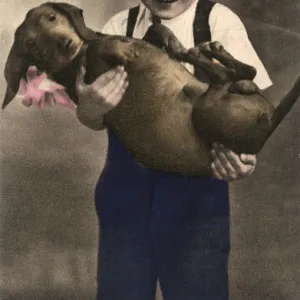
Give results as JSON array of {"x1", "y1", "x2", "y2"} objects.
[{"x1": 47, "y1": 14, "x2": 56, "y2": 22}]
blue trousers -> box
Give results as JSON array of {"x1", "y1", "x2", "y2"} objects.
[{"x1": 95, "y1": 131, "x2": 230, "y2": 300}]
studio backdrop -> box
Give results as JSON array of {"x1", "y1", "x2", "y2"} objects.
[{"x1": 0, "y1": 1, "x2": 299, "y2": 299}]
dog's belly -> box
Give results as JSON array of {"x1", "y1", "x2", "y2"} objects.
[{"x1": 105, "y1": 59, "x2": 212, "y2": 177}]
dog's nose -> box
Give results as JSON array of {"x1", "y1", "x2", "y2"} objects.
[
  {"x1": 64, "y1": 39, "x2": 73, "y2": 50},
  {"x1": 57, "y1": 37, "x2": 73, "y2": 50}
]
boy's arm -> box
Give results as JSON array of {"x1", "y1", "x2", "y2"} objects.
[{"x1": 76, "y1": 10, "x2": 130, "y2": 130}]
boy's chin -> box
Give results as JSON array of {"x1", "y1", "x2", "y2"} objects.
[{"x1": 142, "y1": 0, "x2": 194, "y2": 19}]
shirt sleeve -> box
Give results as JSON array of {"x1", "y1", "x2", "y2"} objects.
[{"x1": 209, "y1": 4, "x2": 273, "y2": 90}]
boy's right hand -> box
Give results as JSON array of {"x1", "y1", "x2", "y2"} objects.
[
  {"x1": 76, "y1": 65, "x2": 128, "y2": 111},
  {"x1": 75, "y1": 65, "x2": 128, "y2": 130}
]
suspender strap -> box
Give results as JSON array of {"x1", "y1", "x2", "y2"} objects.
[
  {"x1": 126, "y1": 1, "x2": 216, "y2": 41},
  {"x1": 193, "y1": 0, "x2": 216, "y2": 82},
  {"x1": 126, "y1": 5, "x2": 140, "y2": 37},
  {"x1": 193, "y1": 0, "x2": 216, "y2": 46}
]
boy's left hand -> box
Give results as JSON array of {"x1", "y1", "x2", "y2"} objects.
[{"x1": 210, "y1": 143, "x2": 257, "y2": 181}]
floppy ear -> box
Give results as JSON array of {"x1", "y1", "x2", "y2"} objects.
[
  {"x1": 48, "y1": 2, "x2": 99, "y2": 42},
  {"x1": 2, "y1": 40, "x2": 29, "y2": 109}
]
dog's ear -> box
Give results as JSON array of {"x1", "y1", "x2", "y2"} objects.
[
  {"x1": 48, "y1": 2, "x2": 98, "y2": 42},
  {"x1": 2, "y1": 36, "x2": 29, "y2": 109}
]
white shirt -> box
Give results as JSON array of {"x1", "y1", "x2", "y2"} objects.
[{"x1": 102, "y1": 1, "x2": 272, "y2": 90}]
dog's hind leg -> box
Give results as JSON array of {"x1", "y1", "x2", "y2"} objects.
[
  {"x1": 194, "y1": 42, "x2": 261, "y2": 95},
  {"x1": 178, "y1": 47, "x2": 238, "y2": 84},
  {"x1": 143, "y1": 25, "x2": 236, "y2": 83},
  {"x1": 143, "y1": 23, "x2": 258, "y2": 91},
  {"x1": 178, "y1": 43, "x2": 261, "y2": 96},
  {"x1": 198, "y1": 42, "x2": 257, "y2": 81},
  {"x1": 143, "y1": 24, "x2": 234, "y2": 84}
]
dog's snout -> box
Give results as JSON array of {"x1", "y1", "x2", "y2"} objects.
[
  {"x1": 64, "y1": 38, "x2": 73, "y2": 50},
  {"x1": 57, "y1": 37, "x2": 73, "y2": 50}
]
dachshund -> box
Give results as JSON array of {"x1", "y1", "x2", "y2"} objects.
[{"x1": 2, "y1": 2, "x2": 300, "y2": 176}]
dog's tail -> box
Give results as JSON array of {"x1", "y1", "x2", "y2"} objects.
[{"x1": 269, "y1": 75, "x2": 300, "y2": 135}]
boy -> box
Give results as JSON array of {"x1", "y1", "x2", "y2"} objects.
[{"x1": 76, "y1": 1, "x2": 272, "y2": 299}]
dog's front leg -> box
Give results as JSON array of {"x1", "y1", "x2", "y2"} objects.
[
  {"x1": 85, "y1": 37, "x2": 140, "y2": 83},
  {"x1": 143, "y1": 23, "x2": 188, "y2": 58},
  {"x1": 86, "y1": 37, "x2": 139, "y2": 68},
  {"x1": 101, "y1": 36, "x2": 139, "y2": 66}
]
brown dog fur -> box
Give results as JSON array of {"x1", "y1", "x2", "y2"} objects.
[{"x1": 3, "y1": 2, "x2": 300, "y2": 176}]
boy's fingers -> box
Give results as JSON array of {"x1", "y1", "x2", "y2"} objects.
[
  {"x1": 103, "y1": 70, "x2": 127, "y2": 97},
  {"x1": 93, "y1": 66, "x2": 124, "y2": 87},
  {"x1": 107, "y1": 77, "x2": 129, "y2": 106}
]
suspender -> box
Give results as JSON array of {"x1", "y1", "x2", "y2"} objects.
[
  {"x1": 193, "y1": 0, "x2": 216, "y2": 81},
  {"x1": 126, "y1": 5, "x2": 140, "y2": 37},
  {"x1": 193, "y1": 0, "x2": 215, "y2": 46},
  {"x1": 126, "y1": 1, "x2": 216, "y2": 41},
  {"x1": 126, "y1": 1, "x2": 216, "y2": 81}
]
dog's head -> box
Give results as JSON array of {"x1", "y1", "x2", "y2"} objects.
[{"x1": 2, "y1": 2, "x2": 98, "y2": 109}]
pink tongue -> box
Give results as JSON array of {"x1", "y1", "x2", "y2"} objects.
[{"x1": 17, "y1": 66, "x2": 76, "y2": 110}]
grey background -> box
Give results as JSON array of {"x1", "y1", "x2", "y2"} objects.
[{"x1": 0, "y1": 0, "x2": 300, "y2": 299}]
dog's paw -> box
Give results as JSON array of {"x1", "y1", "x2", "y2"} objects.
[
  {"x1": 210, "y1": 41, "x2": 224, "y2": 52},
  {"x1": 121, "y1": 46, "x2": 139, "y2": 63},
  {"x1": 198, "y1": 41, "x2": 224, "y2": 51},
  {"x1": 197, "y1": 41, "x2": 225, "y2": 58},
  {"x1": 187, "y1": 47, "x2": 201, "y2": 58}
]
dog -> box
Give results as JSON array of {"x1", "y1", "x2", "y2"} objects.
[{"x1": 3, "y1": 2, "x2": 300, "y2": 176}]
